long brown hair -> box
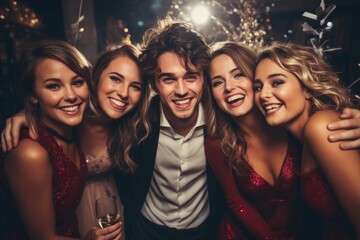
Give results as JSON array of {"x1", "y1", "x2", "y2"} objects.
[
  {"x1": 90, "y1": 44, "x2": 150, "y2": 173},
  {"x1": 205, "y1": 41, "x2": 258, "y2": 176},
  {"x1": 17, "y1": 39, "x2": 93, "y2": 133}
]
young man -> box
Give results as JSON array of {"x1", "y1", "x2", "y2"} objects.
[{"x1": 120, "y1": 18, "x2": 225, "y2": 240}]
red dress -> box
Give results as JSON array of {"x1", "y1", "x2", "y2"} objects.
[
  {"x1": 205, "y1": 136, "x2": 303, "y2": 240},
  {"x1": 301, "y1": 168, "x2": 355, "y2": 239},
  {"x1": 0, "y1": 128, "x2": 87, "y2": 239}
]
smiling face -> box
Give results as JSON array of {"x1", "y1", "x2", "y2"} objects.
[
  {"x1": 254, "y1": 58, "x2": 310, "y2": 128},
  {"x1": 209, "y1": 54, "x2": 254, "y2": 118},
  {"x1": 97, "y1": 55, "x2": 142, "y2": 120},
  {"x1": 154, "y1": 51, "x2": 204, "y2": 124},
  {"x1": 33, "y1": 58, "x2": 89, "y2": 134}
]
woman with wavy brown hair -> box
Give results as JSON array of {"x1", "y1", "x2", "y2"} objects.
[{"x1": 76, "y1": 44, "x2": 150, "y2": 239}]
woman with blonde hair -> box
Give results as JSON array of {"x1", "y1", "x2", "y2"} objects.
[{"x1": 254, "y1": 42, "x2": 359, "y2": 239}]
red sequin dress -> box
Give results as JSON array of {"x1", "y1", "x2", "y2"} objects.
[
  {"x1": 0, "y1": 128, "x2": 87, "y2": 239},
  {"x1": 301, "y1": 168, "x2": 355, "y2": 239},
  {"x1": 205, "y1": 136, "x2": 303, "y2": 240}
]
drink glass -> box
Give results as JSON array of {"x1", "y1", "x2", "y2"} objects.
[{"x1": 95, "y1": 195, "x2": 120, "y2": 228}]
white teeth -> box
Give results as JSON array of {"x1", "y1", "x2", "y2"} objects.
[
  {"x1": 175, "y1": 99, "x2": 191, "y2": 105},
  {"x1": 110, "y1": 98, "x2": 125, "y2": 107},
  {"x1": 264, "y1": 104, "x2": 280, "y2": 111},
  {"x1": 227, "y1": 94, "x2": 244, "y2": 103},
  {"x1": 61, "y1": 105, "x2": 79, "y2": 112}
]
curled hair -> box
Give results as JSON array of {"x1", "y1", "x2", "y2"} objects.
[
  {"x1": 139, "y1": 16, "x2": 211, "y2": 110},
  {"x1": 257, "y1": 42, "x2": 353, "y2": 114},
  {"x1": 17, "y1": 39, "x2": 93, "y2": 133},
  {"x1": 205, "y1": 41, "x2": 258, "y2": 176},
  {"x1": 90, "y1": 44, "x2": 150, "y2": 173}
]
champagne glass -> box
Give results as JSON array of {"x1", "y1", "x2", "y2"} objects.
[{"x1": 95, "y1": 195, "x2": 120, "y2": 228}]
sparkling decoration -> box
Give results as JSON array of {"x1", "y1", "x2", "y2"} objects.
[
  {"x1": 301, "y1": 0, "x2": 340, "y2": 56},
  {"x1": 302, "y1": 0, "x2": 360, "y2": 92},
  {"x1": 168, "y1": 0, "x2": 276, "y2": 47},
  {"x1": 70, "y1": 0, "x2": 84, "y2": 46},
  {"x1": 0, "y1": 0, "x2": 41, "y2": 28}
]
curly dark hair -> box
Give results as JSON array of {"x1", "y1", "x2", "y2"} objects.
[{"x1": 139, "y1": 17, "x2": 211, "y2": 105}]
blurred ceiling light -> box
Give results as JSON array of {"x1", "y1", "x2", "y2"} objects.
[{"x1": 191, "y1": 4, "x2": 210, "y2": 25}]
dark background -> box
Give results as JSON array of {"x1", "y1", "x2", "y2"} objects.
[{"x1": 0, "y1": 0, "x2": 359, "y2": 131}]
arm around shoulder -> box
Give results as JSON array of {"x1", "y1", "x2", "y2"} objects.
[{"x1": 327, "y1": 107, "x2": 360, "y2": 150}]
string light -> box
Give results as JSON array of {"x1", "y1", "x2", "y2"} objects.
[{"x1": 0, "y1": 0, "x2": 41, "y2": 28}]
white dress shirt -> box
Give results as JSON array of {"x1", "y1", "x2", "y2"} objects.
[{"x1": 141, "y1": 103, "x2": 210, "y2": 229}]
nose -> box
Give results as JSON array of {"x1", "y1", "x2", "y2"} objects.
[
  {"x1": 64, "y1": 86, "x2": 77, "y2": 102},
  {"x1": 174, "y1": 79, "x2": 188, "y2": 96},
  {"x1": 116, "y1": 86, "x2": 129, "y2": 99},
  {"x1": 259, "y1": 84, "x2": 272, "y2": 100},
  {"x1": 225, "y1": 79, "x2": 235, "y2": 92}
]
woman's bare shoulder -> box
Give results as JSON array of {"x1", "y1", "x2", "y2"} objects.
[{"x1": 5, "y1": 138, "x2": 50, "y2": 173}]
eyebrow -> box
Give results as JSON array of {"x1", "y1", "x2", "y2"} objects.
[
  {"x1": 210, "y1": 67, "x2": 239, "y2": 81},
  {"x1": 109, "y1": 72, "x2": 125, "y2": 79},
  {"x1": 254, "y1": 73, "x2": 287, "y2": 83},
  {"x1": 157, "y1": 71, "x2": 201, "y2": 79},
  {"x1": 268, "y1": 73, "x2": 287, "y2": 78},
  {"x1": 43, "y1": 75, "x2": 81, "y2": 84},
  {"x1": 157, "y1": 72, "x2": 175, "y2": 79}
]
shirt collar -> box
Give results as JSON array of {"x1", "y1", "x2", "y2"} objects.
[{"x1": 159, "y1": 103, "x2": 205, "y2": 130}]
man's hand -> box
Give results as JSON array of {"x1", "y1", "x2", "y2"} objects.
[{"x1": 327, "y1": 108, "x2": 360, "y2": 150}]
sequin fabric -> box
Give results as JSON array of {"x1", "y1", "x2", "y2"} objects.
[
  {"x1": 205, "y1": 136, "x2": 303, "y2": 240},
  {"x1": 301, "y1": 168, "x2": 355, "y2": 239},
  {"x1": 1, "y1": 128, "x2": 87, "y2": 239}
]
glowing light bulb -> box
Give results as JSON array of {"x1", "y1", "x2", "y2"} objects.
[{"x1": 191, "y1": 5, "x2": 210, "y2": 25}]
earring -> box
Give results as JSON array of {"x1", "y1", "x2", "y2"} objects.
[{"x1": 30, "y1": 97, "x2": 38, "y2": 104}]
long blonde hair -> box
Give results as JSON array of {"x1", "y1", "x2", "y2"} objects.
[{"x1": 257, "y1": 42, "x2": 355, "y2": 114}]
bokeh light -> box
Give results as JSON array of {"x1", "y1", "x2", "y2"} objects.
[{"x1": 190, "y1": 5, "x2": 210, "y2": 25}]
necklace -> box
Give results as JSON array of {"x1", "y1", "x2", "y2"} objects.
[{"x1": 46, "y1": 127, "x2": 74, "y2": 143}]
